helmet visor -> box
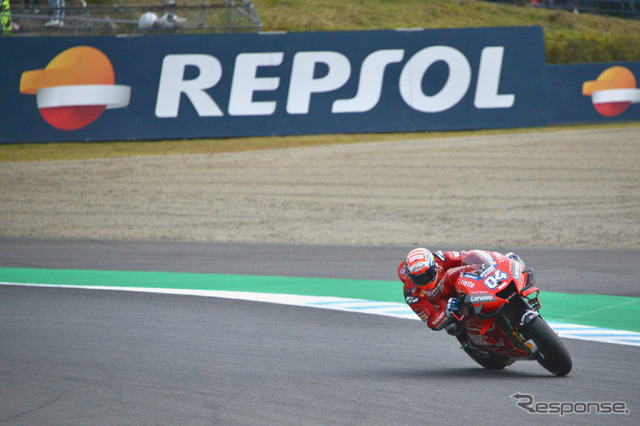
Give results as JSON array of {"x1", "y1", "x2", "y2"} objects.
[{"x1": 408, "y1": 265, "x2": 438, "y2": 288}]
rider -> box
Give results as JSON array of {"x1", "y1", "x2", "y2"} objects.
[{"x1": 398, "y1": 248, "x2": 520, "y2": 334}]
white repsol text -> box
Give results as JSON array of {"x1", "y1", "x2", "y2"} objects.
[{"x1": 154, "y1": 46, "x2": 515, "y2": 118}]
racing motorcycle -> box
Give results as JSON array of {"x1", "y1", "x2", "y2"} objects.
[{"x1": 446, "y1": 250, "x2": 572, "y2": 377}]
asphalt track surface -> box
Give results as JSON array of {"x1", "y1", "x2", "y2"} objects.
[{"x1": 1, "y1": 238, "x2": 639, "y2": 425}]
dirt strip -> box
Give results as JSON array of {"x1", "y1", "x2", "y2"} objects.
[{"x1": 1, "y1": 127, "x2": 638, "y2": 249}]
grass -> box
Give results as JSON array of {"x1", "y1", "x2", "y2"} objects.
[
  {"x1": 0, "y1": 131, "x2": 465, "y2": 162},
  {"x1": 95, "y1": 0, "x2": 640, "y2": 62},
  {"x1": 253, "y1": 0, "x2": 636, "y2": 34},
  {"x1": 2, "y1": 123, "x2": 638, "y2": 162},
  {"x1": 251, "y1": 0, "x2": 640, "y2": 63}
]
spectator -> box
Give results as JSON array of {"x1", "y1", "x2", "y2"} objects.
[
  {"x1": 44, "y1": 0, "x2": 63, "y2": 27},
  {"x1": 24, "y1": 0, "x2": 40, "y2": 13},
  {"x1": 1, "y1": 0, "x2": 14, "y2": 35}
]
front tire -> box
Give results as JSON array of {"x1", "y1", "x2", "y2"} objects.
[{"x1": 521, "y1": 316, "x2": 572, "y2": 376}]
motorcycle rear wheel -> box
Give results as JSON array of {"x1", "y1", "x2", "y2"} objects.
[{"x1": 521, "y1": 316, "x2": 572, "y2": 377}]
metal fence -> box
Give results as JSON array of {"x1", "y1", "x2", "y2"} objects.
[
  {"x1": 487, "y1": 0, "x2": 639, "y2": 19},
  {"x1": 9, "y1": 0, "x2": 262, "y2": 36},
  {"x1": 573, "y1": 0, "x2": 640, "y2": 18}
]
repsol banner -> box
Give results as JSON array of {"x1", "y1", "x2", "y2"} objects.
[
  {"x1": 1, "y1": 27, "x2": 546, "y2": 143},
  {"x1": 546, "y1": 62, "x2": 640, "y2": 125}
]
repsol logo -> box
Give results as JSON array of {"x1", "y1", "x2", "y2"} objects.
[{"x1": 154, "y1": 46, "x2": 515, "y2": 118}]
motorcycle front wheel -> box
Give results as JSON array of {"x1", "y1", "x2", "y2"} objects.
[{"x1": 521, "y1": 316, "x2": 572, "y2": 377}]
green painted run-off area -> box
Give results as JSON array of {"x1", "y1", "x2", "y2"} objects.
[{"x1": 1, "y1": 267, "x2": 639, "y2": 333}]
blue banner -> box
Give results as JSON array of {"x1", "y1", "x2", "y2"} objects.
[
  {"x1": 2, "y1": 27, "x2": 547, "y2": 143},
  {"x1": 546, "y1": 62, "x2": 640, "y2": 124}
]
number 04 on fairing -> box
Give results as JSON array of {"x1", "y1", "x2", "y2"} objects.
[{"x1": 449, "y1": 250, "x2": 572, "y2": 377}]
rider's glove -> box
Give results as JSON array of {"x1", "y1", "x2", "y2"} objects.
[
  {"x1": 505, "y1": 252, "x2": 523, "y2": 263},
  {"x1": 446, "y1": 297, "x2": 461, "y2": 319}
]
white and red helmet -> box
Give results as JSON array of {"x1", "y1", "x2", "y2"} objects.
[{"x1": 404, "y1": 248, "x2": 439, "y2": 290}]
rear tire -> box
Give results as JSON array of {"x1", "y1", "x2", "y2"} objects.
[{"x1": 521, "y1": 316, "x2": 572, "y2": 377}]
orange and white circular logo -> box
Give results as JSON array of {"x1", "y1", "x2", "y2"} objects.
[
  {"x1": 19, "y1": 46, "x2": 131, "y2": 130},
  {"x1": 582, "y1": 66, "x2": 640, "y2": 117}
]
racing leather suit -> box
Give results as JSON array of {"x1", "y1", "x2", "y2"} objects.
[{"x1": 398, "y1": 250, "x2": 473, "y2": 330}]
